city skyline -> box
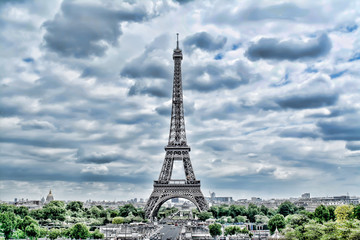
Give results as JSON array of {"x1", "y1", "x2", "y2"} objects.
[{"x1": 1, "y1": 0, "x2": 360, "y2": 201}]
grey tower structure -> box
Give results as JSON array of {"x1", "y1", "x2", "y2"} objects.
[{"x1": 144, "y1": 34, "x2": 208, "y2": 219}]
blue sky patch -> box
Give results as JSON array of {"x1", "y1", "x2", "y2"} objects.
[
  {"x1": 22, "y1": 57, "x2": 34, "y2": 63},
  {"x1": 214, "y1": 53, "x2": 224, "y2": 60}
]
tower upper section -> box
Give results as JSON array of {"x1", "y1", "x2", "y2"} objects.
[{"x1": 167, "y1": 34, "x2": 188, "y2": 148}]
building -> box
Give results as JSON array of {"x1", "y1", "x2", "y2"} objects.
[
  {"x1": 301, "y1": 193, "x2": 310, "y2": 199},
  {"x1": 46, "y1": 189, "x2": 54, "y2": 203},
  {"x1": 207, "y1": 192, "x2": 233, "y2": 204}
]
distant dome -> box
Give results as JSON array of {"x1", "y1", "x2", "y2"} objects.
[{"x1": 46, "y1": 189, "x2": 54, "y2": 202}]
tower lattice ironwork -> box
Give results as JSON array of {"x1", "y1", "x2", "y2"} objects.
[{"x1": 144, "y1": 34, "x2": 208, "y2": 219}]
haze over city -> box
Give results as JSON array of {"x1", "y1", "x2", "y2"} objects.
[{"x1": 1, "y1": 0, "x2": 360, "y2": 202}]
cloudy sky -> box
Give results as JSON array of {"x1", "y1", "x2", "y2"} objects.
[{"x1": 1, "y1": 0, "x2": 360, "y2": 202}]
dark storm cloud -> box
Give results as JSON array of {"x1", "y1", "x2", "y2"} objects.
[
  {"x1": 128, "y1": 83, "x2": 169, "y2": 98},
  {"x1": 76, "y1": 149, "x2": 133, "y2": 164},
  {"x1": 0, "y1": 164, "x2": 148, "y2": 184},
  {"x1": 121, "y1": 61, "x2": 170, "y2": 79},
  {"x1": 275, "y1": 93, "x2": 338, "y2": 109},
  {"x1": 183, "y1": 32, "x2": 227, "y2": 53},
  {"x1": 43, "y1": 1, "x2": 148, "y2": 58},
  {"x1": 121, "y1": 34, "x2": 171, "y2": 79},
  {"x1": 205, "y1": 3, "x2": 308, "y2": 25},
  {"x1": 245, "y1": 34, "x2": 331, "y2": 61},
  {"x1": 115, "y1": 113, "x2": 157, "y2": 125},
  {"x1": 81, "y1": 67, "x2": 111, "y2": 79},
  {"x1": 278, "y1": 128, "x2": 320, "y2": 139},
  {"x1": 317, "y1": 117, "x2": 360, "y2": 141},
  {"x1": 20, "y1": 120, "x2": 56, "y2": 130},
  {"x1": 0, "y1": 0, "x2": 26, "y2": 6},
  {"x1": 306, "y1": 107, "x2": 355, "y2": 118},
  {"x1": 239, "y1": 3, "x2": 307, "y2": 21},
  {"x1": 203, "y1": 172, "x2": 306, "y2": 194},
  {"x1": 122, "y1": 34, "x2": 172, "y2": 97},
  {"x1": 203, "y1": 140, "x2": 231, "y2": 152},
  {"x1": 186, "y1": 76, "x2": 242, "y2": 92},
  {"x1": 173, "y1": 0, "x2": 194, "y2": 4},
  {"x1": 346, "y1": 142, "x2": 360, "y2": 151},
  {"x1": 155, "y1": 105, "x2": 171, "y2": 116},
  {"x1": 0, "y1": 135, "x2": 75, "y2": 149},
  {"x1": 264, "y1": 76, "x2": 338, "y2": 110},
  {"x1": 184, "y1": 61, "x2": 251, "y2": 93}
]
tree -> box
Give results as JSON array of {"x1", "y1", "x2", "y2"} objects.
[
  {"x1": 303, "y1": 220, "x2": 325, "y2": 240},
  {"x1": 0, "y1": 204, "x2": 14, "y2": 213},
  {"x1": 335, "y1": 205, "x2": 354, "y2": 221},
  {"x1": 209, "y1": 223, "x2": 222, "y2": 237},
  {"x1": 46, "y1": 201, "x2": 65, "y2": 208},
  {"x1": 349, "y1": 229, "x2": 360, "y2": 240},
  {"x1": 48, "y1": 228, "x2": 61, "y2": 240},
  {"x1": 353, "y1": 205, "x2": 360, "y2": 220},
  {"x1": 198, "y1": 211, "x2": 213, "y2": 221},
  {"x1": 247, "y1": 204, "x2": 259, "y2": 223},
  {"x1": 66, "y1": 201, "x2": 84, "y2": 212},
  {"x1": 18, "y1": 215, "x2": 38, "y2": 231},
  {"x1": 14, "y1": 206, "x2": 29, "y2": 218},
  {"x1": 218, "y1": 205, "x2": 229, "y2": 217},
  {"x1": 278, "y1": 201, "x2": 297, "y2": 217},
  {"x1": 39, "y1": 228, "x2": 48, "y2": 238},
  {"x1": 25, "y1": 223, "x2": 40, "y2": 240},
  {"x1": 327, "y1": 205, "x2": 336, "y2": 221},
  {"x1": 255, "y1": 214, "x2": 269, "y2": 224},
  {"x1": 136, "y1": 208, "x2": 145, "y2": 219},
  {"x1": 285, "y1": 214, "x2": 309, "y2": 228},
  {"x1": 314, "y1": 205, "x2": 330, "y2": 223},
  {"x1": 109, "y1": 209, "x2": 119, "y2": 218},
  {"x1": 70, "y1": 223, "x2": 90, "y2": 239},
  {"x1": 61, "y1": 228, "x2": 71, "y2": 238},
  {"x1": 209, "y1": 206, "x2": 219, "y2": 219},
  {"x1": 89, "y1": 206, "x2": 101, "y2": 218},
  {"x1": 118, "y1": 204, "x2": 137, "y2": 217},
  {"x1": 43, "y1": 206, "x2": 66, "y2": 221},
  {"x1": 112, "y1": 217, "x2": 125, "y2": 224},
  {"x1": 283, "y1": 214, "x2": 310, "y2": 239},
  {"x1": 235, "y1": 215, "x2": 247, "y2": 223},
  {"x1": 91, "y1": 229, "x2": 104, "y2": 239},
  {"x1": 260, "y1": 205, "x2": 270, "y2": 216},
  {"x1": 192, "y1": 209, "x2": 200, "y2": 217},
  {"x1": 29, "y1": 209, "x2": 44, "y2": 220},
  {"x1": 229, "y1": 205, "x2": 247, "y2": 218},
  {"x1": 268, "y1": 214, "x2": 285, "y2": 234},
  {"x1": 0, "y1": 211, "x2": 17, "y2": 239},
  {"x1": 12, "y1": 229, "x2": 26, "y2": 239},
  {"x1": 224, "y1": 226, "x2": 241, "y2": 236},
  {"x1": 132, "y1": 216, "x2": 143, "y2": 223},
  {"x1": 224, "y1": 226, "x2": 250, "y2": 236}
]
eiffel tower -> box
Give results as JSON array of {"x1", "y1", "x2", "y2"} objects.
[{"x1": 144, "y1": 34, "x2": 208, "y2": 219}]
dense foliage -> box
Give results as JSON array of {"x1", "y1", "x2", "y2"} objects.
[
  {"x1": 204, "y1": 203, "x2": 360, "y2": 239},
  {"x1": 224, "y1": 225, "x2": 251, "y2": 236},
  {"x1": 208, "y1": 223, "x2": 222, "y2": 237},
  {"x1": 1, "y1": 201, "x2": 360, "y2": 240},
  {"x1": 0, "y1": 202, "x2": 146, "y2": 239}
]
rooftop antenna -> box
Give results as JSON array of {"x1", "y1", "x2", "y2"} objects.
[{"x1": 176, "y1": 33, "x2": 179, "y2": 49}]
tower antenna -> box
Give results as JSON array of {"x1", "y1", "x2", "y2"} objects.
[{"x1": 176, "y1": 33, "x2": 179, "y2": 49}]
